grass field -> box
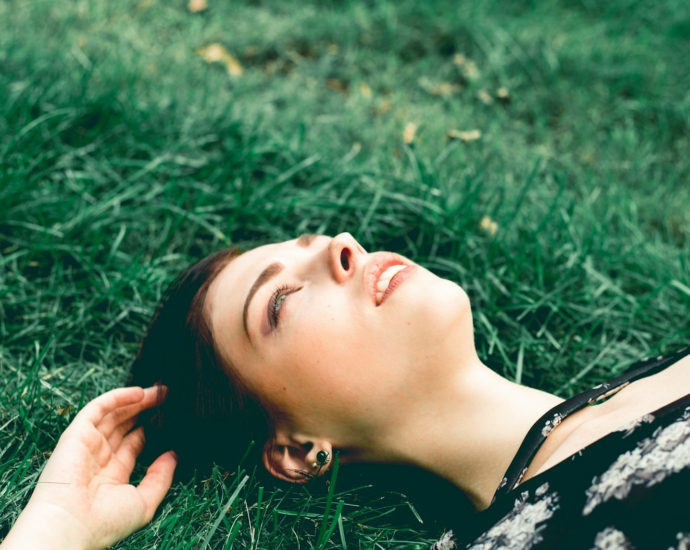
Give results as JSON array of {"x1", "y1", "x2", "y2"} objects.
[{"x1": 1, "y1": 0, "x2": 689, "y2": 547}]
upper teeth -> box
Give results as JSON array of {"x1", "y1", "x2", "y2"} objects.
[{"x1": 376, "y1": 265, "x2": 406, "y2": 304}]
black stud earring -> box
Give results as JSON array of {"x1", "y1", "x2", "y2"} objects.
[{"x1": 316, "y1": 450, "x2": 330, "y2": 466}]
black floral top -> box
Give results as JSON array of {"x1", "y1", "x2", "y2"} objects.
[{"x1": 432, "y1": 347, "x2": 690, "y2": 550}]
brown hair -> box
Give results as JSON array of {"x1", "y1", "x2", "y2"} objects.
[{"x1": 129, "y1": 248, "x2": 271, "y2": 477}]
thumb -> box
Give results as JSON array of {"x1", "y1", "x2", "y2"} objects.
[{"x1": 136, "y1": 451, "x2": 177, "y2": 524}]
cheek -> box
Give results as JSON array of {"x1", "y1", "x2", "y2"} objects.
[
  {"x1": 260, "y1": 277, "x2": 471, "y2": 414},
  {"x1": 274, "y1": 298, "x2": 382, "y2": 408}
]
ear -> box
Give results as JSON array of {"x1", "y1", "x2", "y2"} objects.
[{"x1": 262, "y1": 432, "x2": 333, "y2": 484}]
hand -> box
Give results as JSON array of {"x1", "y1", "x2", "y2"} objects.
[{"x1": 1, "y1": 386, "x2": 177, "y2": 550}]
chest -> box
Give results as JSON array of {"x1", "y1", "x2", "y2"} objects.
[{"x1": 526, "y1": 354, "x2": 690, "y2": 480}]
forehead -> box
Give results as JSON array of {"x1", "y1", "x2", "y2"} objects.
[
  {"x1": 204, "y1": 242, "x2": 281, "y2": 366},
  {"x1": 206, "y1": 241, "x2": 285, "y2": 325},
  {"x1": 205, "y1": 235, "x2": 321, "y2": 355},
  {"x1": 209, "y1": 233, "x2": 322, "y2": 304}
]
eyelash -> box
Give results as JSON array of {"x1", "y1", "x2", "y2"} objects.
[{"x1": 269, "y1": 284, "x2": 293, "y2": 329}]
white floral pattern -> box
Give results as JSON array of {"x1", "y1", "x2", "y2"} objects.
[
  {"x1": 534, "y1": 483, "x2": 549, "y2": 497},
  {"x1": 512, "y1": 468, "x2": 529, "y2": 490},
  {"x1": 445, "y1": 353, "x2": 690, "y2": 550},
  {"x1": 467, "y1": 484, "x2": 559, "y2": 550},
  {"x1": 430, "y1": 530, "x2": 457, "y2": 550},
  {"x1": 583, "y1": 408, "x2": 690, "y2": 516},
  {"x1": 541, "y1": 413, "x2": 563, "y2": 437},
  {"x1": 589, "y1": 527, "x2": 633, "y2": 550},
  {"x1": 672, "y1": 532, "x2": 690, "y2": 550},
  {"x1": 616, "y1": 413, "x2": 655, "y2": 437}
]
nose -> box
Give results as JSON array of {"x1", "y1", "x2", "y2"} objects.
[{"x1": 328, "y1": 232, "x2": 364, "y2": 283}]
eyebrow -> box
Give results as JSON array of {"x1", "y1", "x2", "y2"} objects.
[
  {"x1": 242, "y1": 262, "x2": 284, "y2": 342},
  {"x1": 296, "y1": 233, "x2": 318, "y2": 248},
  {"x1": 241, "y1": 234, "x2": 318, "y2": 342}
]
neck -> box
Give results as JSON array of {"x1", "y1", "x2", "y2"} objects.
[{"x1": 373, "y1": 357, "x2": 563, "y2": 510}]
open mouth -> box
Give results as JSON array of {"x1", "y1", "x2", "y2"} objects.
[
  {"x1": 365, "y1": 252, "x2": 415, "y2": 307},
  {"x1": 375, "y1": 264, "x2": 407, "y2": 305}
]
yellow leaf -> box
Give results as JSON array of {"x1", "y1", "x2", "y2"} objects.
[
  {"x1": 418, "y1": 77, "x2": 461, "y2": 97},
  {"x1": 197, "y1": 43, "x2": 243, "y2": 76},
  {"x1": 477, "y1": 90, "x2": 493, "y2": 105},
  {"x1": 479, "y1": 216, "x2": 498, "y2": 236},
  {"x1": 326, "y1": 78, "x2": 348, "y2": 93},
  {"x1": 188, "y1": 0, "x2": 207, "y2": 11},
  {"x1": 57, "y1": 405, "x2": 74, "y2": 416},
  {"x1": 372, "y1": 97, "x2": 392, "y2": 115},
  {"x1": 360, "y1": 83, "x2": 372, "y2": 97},
  {"x1": 136, "y1": 0, "x2": 155, "y2": 10},
  {"x1": 434, "y1": 82, "x2": 461, "y2": 96},
  {"x1": 447, "y1": 129, "x2": 482, "y2": 142},
  {"x1": 403, "y1": 122, "x2": 418, "y2": 144},
  {"x1": 453, "y1": 54, "x2": 480, "y2": 79}
]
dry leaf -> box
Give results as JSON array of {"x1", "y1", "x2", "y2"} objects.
[
  {"x1": 57, "y1": 405, "x2": 74, "y2": 416},
  {"x1": 372, "y1": 98, "x2": 392, "y2": 115},
  {"x1": 197, "y1": 43, "x2": 244, "y2": 76},
  {"x1": 136, "y1": 0, "x2": 155, "y2": 10},
  {"x1": 403, "y1": 122, "x2": 418, "y2": 144},
  {"x1": 454, "y1": 54, "x2": 480, "y2": 80},
  {"x1": 327, "y1": 44, "x2": 338, "y2": 54},
  {"x1": 360, "y1": 83, "x2": 372, "y2": 97},
  {"x1": 497, "y1": 87, "x2": 510, "y2": 103},
  {"x1": 326, "y1": 78, "x2": 348, "y2": 93},
  {"x1": 264, "y1": 60, "x2": 277, "y2": 76},
  {"x1": 447, "y1": 129, "x2": 482, "y2": 142},
  {"x1": 480, "y1": 216, "x2": 498, "y2": 236},
  {"x1": 477, "y1": 90, "x2": 493, "y2": 105},
  {"x1": 188, "y1": 0, "x2": 207, "y2": 12},
  {"x1": 286, "y1": 49, "x2": 303, "y2": 63},
  {"x1": 419, "y1": 77, "x2": 461, "y2": 97},
  {"x1": 433, "y1": 82, "x2": 462, "y2": 96}
]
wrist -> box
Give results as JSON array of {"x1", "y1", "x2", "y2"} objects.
[{"x1": 1, "y1": 502, "x2": 94, "y2": 550}]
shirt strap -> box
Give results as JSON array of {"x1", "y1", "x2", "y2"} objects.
[{"x1": 491, "y1": 345, "x2": 690, "y2": 503}]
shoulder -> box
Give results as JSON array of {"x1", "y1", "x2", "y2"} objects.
[
  {"x1": 595, "y1": 350, "x2": 690, "y2": 434},
  {"x1": 458, "y1": 403, "x2": 690, "y2": 549},
  {"x1": 529, "y1": 350, "x2": 690, "y2": 480}
]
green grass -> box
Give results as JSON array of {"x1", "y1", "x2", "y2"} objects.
[{"x1": 1, "y1": 0, "x2": 689, "y2": 547}]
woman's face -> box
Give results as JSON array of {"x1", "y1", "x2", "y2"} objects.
[{"x1": 206, "y1": 233, "x2": 472, "y2": 446}]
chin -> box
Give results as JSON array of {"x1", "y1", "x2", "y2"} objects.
[
  {"x1": 393, "y1": 273, "x2": 472, "y2": 339},
  {"x1": 392, "y1": 275, "x2": 475, "y2": 377},
  {"x1": 427, "y1": 277, "x2": 471, "y2": 326}
]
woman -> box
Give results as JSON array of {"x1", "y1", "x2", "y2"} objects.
[{"x1": 2, "y1": 233, "x2": 690, "y2": 549}]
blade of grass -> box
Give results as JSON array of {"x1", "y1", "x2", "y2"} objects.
[
  {"x1": 200, "y1": 475, "x2": 249, "y2": 550},
  {"x1": 315, "y1": 452, "x2": 340, "y2": 547}
]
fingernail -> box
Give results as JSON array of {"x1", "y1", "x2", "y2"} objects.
[{"x1": 169, "y1": 450, "x2": 178, "y2": 460}]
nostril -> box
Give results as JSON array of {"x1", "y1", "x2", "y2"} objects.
[{"x1": 340, "y1": 248, "x2": 351, "y2": 270}]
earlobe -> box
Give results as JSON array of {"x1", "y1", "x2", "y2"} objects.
[
  {"x1": 262, "y1": 442, "x2": 310, "y2": 484},
  {"x1": 262, "y1": 437, "x2": 333, "y2": 484}
]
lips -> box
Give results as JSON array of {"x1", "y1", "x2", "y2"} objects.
[{"x1": 364, "y1": 252, "x2": 416, "y2": 307}]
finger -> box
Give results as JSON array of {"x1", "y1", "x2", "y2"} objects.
[
  {"x1": 136, "y1": 451, "x2": 177, "y2": 524},
  {"x1": 98, "y1": 386, "x2": 166, "y2": 440},
  {"x1": 76, "y1": 386, "x2": 146, "y2": 427},
  {"x1": 107, "y1": 414, "x2": 138, "y2": 452},
  {"x1": 115, "y1": 426, "x2": 146, "y2": 473}
]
